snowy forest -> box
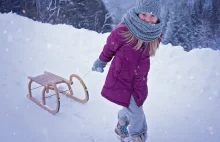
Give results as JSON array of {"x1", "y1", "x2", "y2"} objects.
[{"x1": 0, "y1": 0, "x2": 220, "y2": 51}]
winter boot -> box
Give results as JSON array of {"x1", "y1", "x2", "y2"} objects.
[
  {"x1": 115, "y1": 120, "x2": 131, "y2": 142},
  {"x1": 131, "y1": 132, "x2": 148, "y2": 142}
]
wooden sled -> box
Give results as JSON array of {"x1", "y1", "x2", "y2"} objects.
[{"x1": 27, "y1": 71, "x2": 89, "y2": 115}]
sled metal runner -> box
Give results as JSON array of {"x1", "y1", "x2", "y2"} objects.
[{"x1": 27, "y1": 71, "x2": 89, "y2": 115}]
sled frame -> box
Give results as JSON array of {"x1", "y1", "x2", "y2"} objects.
[{"x1": 27, "y1": 71, "x2": 89, "y2": 115}]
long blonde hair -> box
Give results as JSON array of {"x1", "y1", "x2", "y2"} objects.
[{"x1": 120, "y1": 30, "x2": 160, "y2": 56}]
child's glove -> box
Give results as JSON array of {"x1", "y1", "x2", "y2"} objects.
[{"x1": 92, "y1": 59, "x2": 107, "y2": 73}]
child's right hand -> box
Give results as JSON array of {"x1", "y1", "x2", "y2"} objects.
[{"x1": 92, "y1": 59, "x2": 107, "y2": 73}]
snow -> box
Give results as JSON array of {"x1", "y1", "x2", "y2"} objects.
[{"x1": 0, "y1": 13, "x2": 220, "y2": 142}]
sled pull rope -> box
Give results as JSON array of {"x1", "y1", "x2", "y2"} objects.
[
  {"x1": 82, "y1": 64, "x2": 110, "y2": 78},
  {"x1": 82, "y1": 70, "x2": 91, "y2": 78},
  {"x1": 81, "y1": 70, "x2": 104, "y2": 87},
  {"x1": 45, "y1": 89, "x2": 71, "y2": 98},
  {"x1": 75, "y1": 64, "x2": 111, "y2": 87},
  {"x1": 31, "y1": 85, "x2": 43, "y2": 90}
]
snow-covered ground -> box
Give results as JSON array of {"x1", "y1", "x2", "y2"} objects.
[{"x1": 0, "y1": 13, "x2": 220, "y2": 142}]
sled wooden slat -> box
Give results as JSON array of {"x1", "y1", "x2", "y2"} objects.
[
  {"x1": 28, "y1": 71, "x2": 72, "y2": 87},
  {"x1": 27, "y1": 71, "x2": 89, "y2": 115}
]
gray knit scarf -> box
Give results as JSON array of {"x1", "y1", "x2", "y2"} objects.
[{"x1": 123, "y1": 8, "x2": 162, "y2": 42}]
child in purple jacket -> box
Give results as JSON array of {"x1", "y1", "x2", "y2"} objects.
[{"x1": 92, "y1": 0, "x2": 162, "y2": 141}]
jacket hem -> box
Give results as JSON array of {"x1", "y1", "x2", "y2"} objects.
[{"x1": 101, "y1": 93, "x2": 129, "y2": 108}]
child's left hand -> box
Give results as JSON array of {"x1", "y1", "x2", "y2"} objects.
[{"x1": 92, "y1": 59, "x2": 107, "y2": 73}]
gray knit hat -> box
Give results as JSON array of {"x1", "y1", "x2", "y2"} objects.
[
  {"x1": 123, "y1": 0, "x2": 162, "y2": 42},
  {"x1": 134, "y1": 0, "x2": 161, "y2": 19}
]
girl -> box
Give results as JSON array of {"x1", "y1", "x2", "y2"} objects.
[{"x1": 92, "y1": 0, "x2": 162, "y2": 141}]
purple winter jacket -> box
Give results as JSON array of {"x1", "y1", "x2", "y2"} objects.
[{"x1": 99, "y1": 23, "x2": 161, "y2": 108}]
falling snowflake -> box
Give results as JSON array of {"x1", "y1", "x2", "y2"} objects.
[
  {"x1": 177, "y1": 75, "x2": 182, "y2": 79},
  {"x1": 7, "y1": 35, "x2": 13, "y2": 42},
  {"x1": 208, "y1": 126, "x2": 213, "y2": 131},
  {"x1": 200, "y1": 89, "x2": 204, "y2": 93},
  {"x1": 208, "y1": 126, "x2": 214, "y2": 135},
  {"x1": 17, "y1": 28, "x2": 22, "y2": 33},
  {"x1": 186, "y1": 104, "x2": 191, "y2": 108},
  {"x1": 189, "y1": 76, "x2": 194, "y2": 80},
  {"x1": 22, "y1": 9, "x2": 26, "y2": 14},
  {"x1": 25, "y1": 37, "x2": 30, "y2": 42},
  {"x1": 47, "y1": 43, "x2": 51, "y2": 48}
]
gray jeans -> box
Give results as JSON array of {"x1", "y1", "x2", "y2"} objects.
[{"x1": 118, "y1": 96, "x2": 148, "y2": 136}]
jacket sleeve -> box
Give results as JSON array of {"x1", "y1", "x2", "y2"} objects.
[{"x1": 99, "y1": 28, "x2": 123, "y2": 62}]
